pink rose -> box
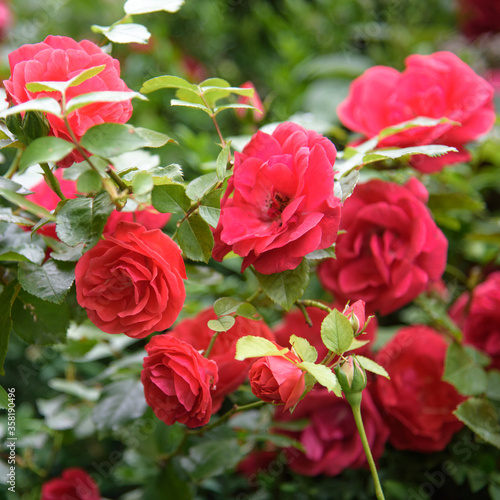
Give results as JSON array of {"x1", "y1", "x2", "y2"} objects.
[
  {"x1": 235, "y1": 81, "x2": 265, "y2": 122},
  {"x1": 141, "y1": 334, "x2": 218, "y2": 428},
  {"x1": 274, "y1": 388, "x2": 389, "y2": 476},
  {"x1": 449, "y1": 272, "x2": 500, "y2": 369},
  {"x1": 169, "y1": 307, "x2": 275, "y2": 412},
  {"x1": 41, "y1": 468, "x2": 100, "y2": 500},
  {"x1": 213, "y1": 122, "x2": 342, "y2": 274},
  {"x1": 249, "y1": 351, "x2": 305, "y2": 410},
  {"x1": 4, "y1": 35, "x2": 133, "y2": 167},
  {"x1": 0, "y1": 1, "x2": 12, "y2": 41},
  {"x1": 318, "y1": 178, "x2": 448, "y2": 315},
  {"x1": 75, "y1": 222, "x2": 186, "y2": 338},
  {"x1": 338, "y1": 51, "x2": 495, "y2": 173},
  {"x1": 373, "y1": 325, "x2": 464, "y2": 452}
]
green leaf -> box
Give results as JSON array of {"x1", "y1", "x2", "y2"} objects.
[
  {"x1": 378, "y1": 117, "x2": 459, "y2": 140},
  {"x1": 144, "y1": 461, "x2": 193, "y2": 500},
  {"x1": 207, "y1": 316, "x2": 235, "y2": 332},
  {"x1": 0, "y1": 98, "x2": 62, "y2": 119},
  {"x1": 216, "y1": 142, "x2": 231, "y2": 181},
  {"x1": 19, "y1": 137, "x2": 75, "y2": 171},
  {"x1": 80, "y1": 123, "x2": 170, "y2": 158},
  {"x1": 12, "y1": 289, "x2": 70, "y2": 345},
  {"x1": 92, "y1": 379, "x2": 147, "y2": 431},
  {"x1": 18, "y1": 260, "x2": 75, "y2": 304},
  {"x1": 356, "y1": 355, "x2": 389, "y2": 379},
  {"x1": 66, "y1": 91, "x2": 146, "y2": 115},
  {"x1": 0, "y1": 188, "x2": 55, "y2": 220},
  {"x1": 306, "y1": 245, "x2": 336, "y2": 260},
  {"x1": 170, "y1": 99, "x2": 211, "y2": 115},
  {"x1": 362, "y1": 145, "x2": 458, "y2": 164},
  {"x1": 48, "y1": 378, "x2": 101, "y2": 401},
  {"x1": 76, "y1": 170, "x2": 102, "y2": 193},
  {"x1": 0, "y1": 386, "x2": 10, "y2": 409},
  {"x1": 235, "y1": 303, "x2": 258, "y2": 319},
  {"x1": 140, "y1": 75, "x2": 197, "y2": 94},
  {"x1": 124, "y1": 0, "x2": 185, "y2": 15},
  {"x1": 321, "y1": 309, "x2": 354, "y2": 355},
  {"x1": 290, "y1": 335, "x2": 318, "y2": 363},
  {"x1": 132, "y1": 171, "x2": 154, "y2": 196},
  {"x1": 487, "y1": 370, "x2": 500, "y2": 401},
  {"x1": 443, "y1": 343, "x2": 488, "y2": 396},
  {"x1": 299, "y1": 362, "x2": 341, "y2": 397},
  {"x1": 0, "y1": 223, "x2": 45, "y2": 265},
  {"x1": 91, "y1": 23, "x2": 151, "y2": 44},
  {"x1": 56, "y1": 192, "x2": 114, "y2": 247},
  {"x1": 49, "y1": 242, "x2": 85, "y2": 262},
  {"x1": 134, "y1": 127, "x2": 175, "y2": 148},
  {"x1": 177, "y1": 213, "x2": 214, "y2": 263},
  {"x1": 68, "y1": 65, "x2": 107, "y2": 88},
  {"x1": 214, "y1": 103, "x2": 258, "y2": 116},
  {"x1": 199, "y1": 188, "x2": 222, "y2": 228},
  {"x1": 152, "y1": 184, "x2": 190, "y2": 214},
  {"x1": 255, "y1": 259, "x2": 310, "y2": 311},
  {"x1": 334, "y1": 169, "x2": 359, "y2": 203},
  {"x1": 0, "y1": 281, "x2": 20, "y2": 375},
  {"x1": 214, "y1": 297, "x2": 242, "y2": 317},
  {"x1": 235, "y1": 336, "x2": 286, "y2": 361},
  {"x1": 454, "y1": 398, "x2": 500, "y2": 449}
]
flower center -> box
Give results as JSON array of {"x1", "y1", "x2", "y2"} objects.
[{"x1": 266, "y1": 191, "x2": 291, "y2": 219}]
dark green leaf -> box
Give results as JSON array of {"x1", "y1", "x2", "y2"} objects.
[
  {"x1": 0, "y1": 222, "x2": 45, "y2": 265},
  {"x1": 18, "y1": 260, "x2": 75, "y2": 304},
  {"x1": 199, "y1": 188, "x2": 222, "y2": 228},
  {"x1": 0, "y1": 281, "x2": 20, "y2": 375},
  {"x1": 236, "y1": 303, "x2": 258, "y2": 319},
  {"x1": 0, "y1": 188, "x2": 55, "y2": 220},
  {"x1": 321, "y1": 309, "x2": 354, "y2": 355},
  {"x1": 443, "y1": 343, "x2": 488, "y2": 396},
  {"x1": 76, "y1": 170, "x2": 102, "y2": 193},
  {"x1": 487, "y1": 371, "x2": 500, "y2": 401},
  {"x1": 152, "y1": 184, "x2": 190, "y2": 214},
  {"x1": 256, "y1": 259, "x2": 310, "y2": 311},
  {"x1": 56, "y1": 192, "x2": 114, "y2": 247},
  {"x1": 185, "y1": 172, "x2": 218, "y2": 202},
  {"x1": 0, "y1": 386, "x2": 10, "y2": 409},
  {"x1": 454, "y1": 398, "x2": 500, "y2": 449},
  {"x1": 143, "y1": 461, "x2": 193, "y2": 500},
  {"x1": 216, "y1": 142, "x2": 231, "y2": 181},
  {"x1": 177, "y1": 214, "x2": 214, "y2": 263}
]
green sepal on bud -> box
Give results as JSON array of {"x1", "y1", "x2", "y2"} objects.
[
  {"x1": 335, "y1": 355, "x2": 367, "y2": 395},
  {"x1": 6, "y1": 110, "x2": 50, "y2": 146}
]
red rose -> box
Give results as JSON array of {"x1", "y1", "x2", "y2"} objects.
[
  {"x1": 169, "y1": 308, "x2": 275, "y2": 412},
  {"x1": 213, "y1": 122, "x2": 342, "y2": 274},
  {"x1": 274, "y1": 388, "x2": 389, "y2": 476},
  {"x1": 141, "y1": 334, "x2": 218, "y2": 428},
  {"x1": 235, "y1": 81, "x2": 265, "y2": 122},
  {"x1": 318, "y1": 178, "x2": 448, "y2": 315},
  {"x1": 41, "y1": 468, "x2": 100, "y2": 500},
  {"x1": 458, "y1": 0, "x2": 500, "y2": 39},
  {"x1": 449, "y1": 272, "x2": 500, "y2": 369},
  {"x1": 26, "y1": 169, "x2": 169, "y2": 240},
  {"x1": 4, "y1": 35, "x2": 133, "y2": 167},
  {"x1": 274, "y1": 304, "x2": 377, "y2": 360},
  {"x1": 373, "y1": 325, "x2": 464, "y2": 452},
  {"x1": 338, "y1": 51, "x2": 495, "y2": 173},
  {"x1": 75, "y1": 221, "x2": 186, "y2": 338},
  {"x1": 249, "y1": 351, "x2": 306, "y2": 410}
]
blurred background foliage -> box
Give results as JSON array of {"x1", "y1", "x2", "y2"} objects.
[{"x1": 1, "y1": 0, "x2": 500, "y2": 499}]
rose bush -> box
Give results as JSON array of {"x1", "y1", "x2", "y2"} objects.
[
  {"x1": 169, "y1": 307, "x2": 275, "y2": 411},
  {"x1": 248, "y1": 350, "x2": 306, "y2": 410},
  {"x1": 449, "y1": 272, "x2": 500, "y2": 369},
  {"x1": 318, "y1": 178, "x2": 448, "y2": 315},
  {"x1": 41, "y1": 468, "x2": 100, "y2": 500},
  {"x1": 373, "y1": 325, "x2": 464, "y2": 452},
  {"x1": 141, "y1": 334, "x2": 218, "y2": 428},
  {"x1": 3, "y1": 35, "x2": 133, "y2": 166},
  {"x1": 75, "y1": 221, "x2": 186, "y2": 338},
  {"x1": 213, "y1": 122, "x2": 342, "y2": 274},
  {"x1": 274, "y1": 388, "x2": 389, "y2": 476},
  {"x1": 338, "y1": 51, "x2": 495, "y2": 173}
]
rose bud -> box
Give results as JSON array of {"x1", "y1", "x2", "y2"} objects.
[
  {"x1": 248, "y1": 353, "x2": 306, "y2": 410},
  {"x1": 342, "y1": 300, "x2": 368, "y2": 335},
  {"x1": 335, "y1": 356, "x2": 367, "y2": 395}
]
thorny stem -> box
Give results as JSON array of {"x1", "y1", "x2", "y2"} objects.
[
  {"x1": 40, "y1": 163, "x2": 67, "y2": 201},
  {"x1": 296, "y1": 301, "x2": 313, "y2": 327},
  {"x1": 347, "y1": 394, "x2": 386, "y2": 500}
]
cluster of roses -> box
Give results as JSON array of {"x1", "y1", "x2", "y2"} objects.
[{"x1": 5, "y1": 34, "x2": 499, "y2": 494}]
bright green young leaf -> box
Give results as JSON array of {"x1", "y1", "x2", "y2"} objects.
[
  {"x1": 91, "y1": 23, "x2": 151, "y2": 44},
  {"x1": 186, "y1": 172, "x2": 218, "y2": 201},
  {"x1": 454, "y1": 398, "x2": 500, "y2": 449},
  {"x1": 177, "y1": 213, "x2": 214, "y2": 263},
  {"x1": 0, "y1": 98, "x2": 62, "y2": 119},
  {"x1": 321, "y1": 309, "x2": 354, "y2": 355},
  {"x1": 214, "y1": 103, "x2": 258, "y2": 116},
  {"x1": 207, "y1": 316, "x2": 236, "y2": 332},
  {"x1": 0, "y1": 188, "x2": 55, "y2": 221},
  {"x1": 0, "y1": 386, "x2": 10, "y2": 409},
  {"x1": 347, "y1": 338, "x2": 370, "y2": 351},
  {"x1": 140, "y1": 75, "x2": 197, "y2": 94},
  {"x1": 152, "y1": 184, "x2": 190, "y2": 214},
  {"x1": 236, "y1": 303, "x2": 258, "y2": 319},
  {"x1": 170, "y1": 99, "x2": 211, "y2": 115},
  {"x1": 68, "y1": 65, "x2": 106, "y2": 88},
  {"x1": 56, "y1": 192, "x2": 114, "y2": 247},
  {"x1": 18, "y1": 260, "x2": 75, "y2": 305},
  {"x1": 0, "y1": 281, "x2": 20, "y2": 376},
  {"x1": 362, "y1": 145, "x2": 458, "y2": 164},
  {"x1": 356, "y1": 355, "x2": 390, "y2": 379},
  {"x1": 76, "y1": 169, "x2": 102, "y2": 193},
  {"x1": 216, "y1": 142, "x2": 231, "y2": 181},
  {"x1": 124, "y1": 0, "x2": 185, "y2": 15},
  {"x1": 12, "y1": 288, "x2": 70, "y2": 345},
  {"x1": 214, "y1": 297, "x2": 242, "y2": 317},
  {"x1": 132, "y1": 171, "x2": 154, "y2": 196},
  {"x1": 19, "y1": 137, "x2": 75, "y2": 171},
  {"x1": 256, "y1": 259, "x2": 310, "y2": 311},
  {"x1": 66, "y1": 91, "x2": 146, "y2": 114},
  {"x1": 235, "y1": 336, "x2": 286, "y2": 361},
  {"x1": 377, "y1": 116, "x2": 459, "y2": 140},
  {"x1": 290, "y1": 335, "x2": 318, "y2": 363},
  {"x1": 299, "y1": 362, "x2": 341, "y2": 397},
  {"x1": 443, "y1": 343, "x2": 489, "y2": 396}
]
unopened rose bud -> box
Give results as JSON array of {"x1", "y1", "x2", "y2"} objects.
[
  {"x1": 342, "y1": 300, "x2": 371, "y2": 336},
  {"x1": 22, "y1": 110, "x2": 50, "y2": 143},
  {"x1": 335, "y1": 355, "x2": 367, "y2": 395}
]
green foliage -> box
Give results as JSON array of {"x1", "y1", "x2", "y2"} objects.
[
  {"x1": 177, "y1": 213, "x2": 214, "y2": 263},
  {"x1": 321, "y1": 309, "x2": 354, "y2": 356}
]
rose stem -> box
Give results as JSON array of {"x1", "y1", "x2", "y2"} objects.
[
  {"x1": 295, "y1": 299, "x2": 332, "y2": 314},
  {"x1": 204, "y1": 331, "x2": 220, "y2": 358},
  {"x1": 346, "y1": 393, "x2": 385, "y2": 500},
  {"x1": 296, "y1": 301, "x2": 313, "y2": 327},
  {"x1": 40, "y1": 163, "x2": 67, "y2": 201},
  {"x1": 4, "y1": 149, "x2": 22, "y2": 179}
]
